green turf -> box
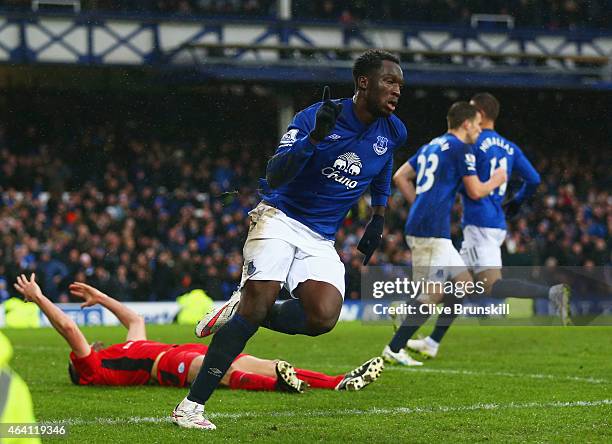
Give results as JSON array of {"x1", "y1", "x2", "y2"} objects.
[{"x1": 3, "y1": 323, "x2": 612, "y2": 443}]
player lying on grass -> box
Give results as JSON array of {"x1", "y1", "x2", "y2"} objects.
[{"x1": 13, "y1": 274, "x2": 383, "y2": 392}]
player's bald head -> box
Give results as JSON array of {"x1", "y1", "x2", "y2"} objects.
[
  {"x1": 470, "y1": 93, "x2": 500, "y2": 122},
  {"x1": 353, "y1": 50, "x2": 400, "y2": 92}
]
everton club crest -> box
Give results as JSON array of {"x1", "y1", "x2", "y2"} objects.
[{"x1": 373, "y1": 136, "x2": 389, "y2": 155}]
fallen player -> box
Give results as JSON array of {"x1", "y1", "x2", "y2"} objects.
[{"x1": 13, "y1": 274, "x2": 383, "y2": 392}]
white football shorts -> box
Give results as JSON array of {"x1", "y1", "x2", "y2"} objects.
[
  {"x1": 238, "y1": 201, "x2": 345, "y2": 297},
  {"x1": 405, "y1": 235, "x2": 467, "y2": 283},
  {"x1": 460, "y1": 225, "x2": 507, "y2": 274}
]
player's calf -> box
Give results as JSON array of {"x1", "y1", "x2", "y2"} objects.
[
  {"x1": 305, "y1": 315, "x2": 338, "y2": 336},
  {"x1": 296, "y1": 280, "x2": 343, "y2": 336}
]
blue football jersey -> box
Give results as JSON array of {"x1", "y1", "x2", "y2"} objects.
[
  {"x1": 461, "y1": 129, "x2": 541, "y2": 230},
  {"x1": 262, "y1": 98, "x2": 408, "y2": 239},
  {"x1": 405, "y1": 133, "x2": 477, "y2": 239}
]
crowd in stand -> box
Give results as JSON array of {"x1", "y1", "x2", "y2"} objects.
[
  {"x1": 0, "y1": 123, "x2": 264, "y2": 302},
  {"x1": 0, "y1": 0, "x2": 609, "y2": 30},
  {"x1": 0, "y1": 93, "x2": 609, "y2": 304},
  {"x1": 0, "y1": 86, "x2": 610, "y2": 303},
  {"x1": 297, "y1": 0, "x2": 611, "y2": 30}
]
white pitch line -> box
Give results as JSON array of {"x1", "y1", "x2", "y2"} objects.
[
  {"x1": 385, "y1": 366, "x2": 609, "y2": 384},
  {"x1": 42, "y1": 399, "x2": 612, "y2": 426}
]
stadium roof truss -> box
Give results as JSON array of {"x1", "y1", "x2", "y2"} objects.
[{"x1": 0, "y1": 12, "x2": 611, "y2": 89}]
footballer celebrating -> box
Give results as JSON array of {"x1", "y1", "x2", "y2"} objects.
[
  {"x1": 174, "y1": 49, "x2": 407, "y2": 429},
  {"x1": 383, "y1": 102, "x2": 507, "y2": 365}
]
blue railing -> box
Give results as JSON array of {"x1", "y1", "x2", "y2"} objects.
[{"x1": 0, "y1": 11, "x2": 610, "y2": 89}]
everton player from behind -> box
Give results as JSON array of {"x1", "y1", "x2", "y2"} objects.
[
  {"x1": 14, "y1": 274, "x2": 383, "y2": 393},
  {"x1": 173, "y1": 49, "x2": 408, "y2": 429},
  {"x1": 383, "y1": 102, "x2": 507, "y2": 366},
  {"x1": 408, "y1": 93, "x2": 571, "y2": 360}
]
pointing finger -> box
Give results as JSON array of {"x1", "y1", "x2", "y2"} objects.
[{"x1": 321, "y1": 85, "x2": 330, "y2": 102}]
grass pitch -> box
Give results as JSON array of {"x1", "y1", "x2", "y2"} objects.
[{"x1": 3, "y1": 322, "x2": 612, "y2": 443}]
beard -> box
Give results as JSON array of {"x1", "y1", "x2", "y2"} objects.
[{"x1": 366, "y1": 96, "x2": 389, "y2": 118}]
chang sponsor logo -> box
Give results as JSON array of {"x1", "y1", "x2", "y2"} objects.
[{"x1": 321, "y1": 152, "x2": 362, "y2": 189}]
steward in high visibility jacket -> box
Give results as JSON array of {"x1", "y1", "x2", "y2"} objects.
[
  {"x1": 4, "y1": 298, "x2": 40, "y2": 328},
  {"x1": 176, "y1": 289, "x2": 214, "y2": 325},
  {"x1": 0, "y1": 331, "x2": 41, "y2": 444}
]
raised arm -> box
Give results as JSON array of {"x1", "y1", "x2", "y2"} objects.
[
  {"x1": 14, "y1": 274, "x2": 90, "y2": 358},
  {"x1": 266, "y1": 87, "x2": 342, "y2": 189},
  {"x1": 69, "y1": 282, "x2": 146, "y2": 342}
]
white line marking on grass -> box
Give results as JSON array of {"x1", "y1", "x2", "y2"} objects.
[
  {"x1": 44, "y1": 399, "x2": 612, "y2": 426},
  {"x1": 385, "y1": 367, "x2": 609, "y2": 384}
]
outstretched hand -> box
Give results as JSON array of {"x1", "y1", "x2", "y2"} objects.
[
  {"x1": 14, "y1": 273, "x2": 43, "y2": 303},
  {"x1": 69, "y1": 282, "x2": 105, "y2": 308},
  {"x1": 310, "y1": 86, "x2": 343, "y2": 143}
]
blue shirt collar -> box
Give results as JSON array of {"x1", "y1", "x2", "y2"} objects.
[{"x1": 342, "y1": 97, "x2": 371, "y2": 132}]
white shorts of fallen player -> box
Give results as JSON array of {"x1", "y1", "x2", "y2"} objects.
[
  {"x1": 238, "y1": 201, "x2": 346, "y2": 298},
  {"x1": 460, "y1": 225, "x2": 507, "y2": 274},
  {"x1": 405, "y1": 235, "x2": 468, "y2": 287}
]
